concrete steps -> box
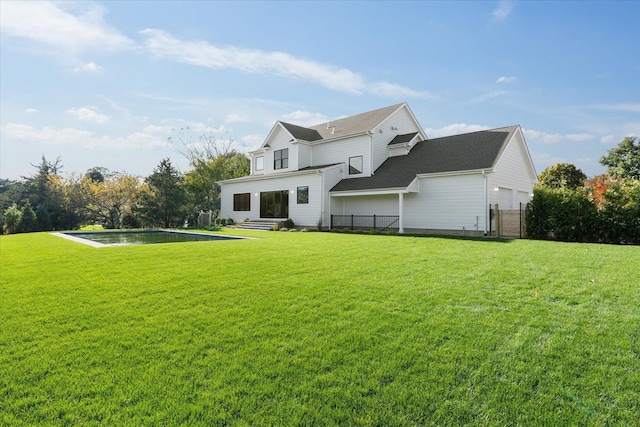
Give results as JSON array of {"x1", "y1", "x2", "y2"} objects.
[{"x1": 233, "y1": 220, "x2": 279, "y2": 231}]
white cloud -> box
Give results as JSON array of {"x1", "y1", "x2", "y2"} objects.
[
  {"x1": 75, "y1": 61, "x2": 103, "y2": 72},
  {"x1": 281, "y1": 111, "x2": 329, "y2": 127},
  {"x1": 592, "y1": 103, "x2": 640, "y2": 113},
  {"x1": 496, "y1": 76, "x2": 517, "y2": 84},
  {"x1": 225, "y1": 114, "x2": 250, "y2": 123},
  {"x1": 425, "y1": 124, "x2": 490, "y2": 138},
  {"x1": 139, "y1": 29, "x2": 429, "y2": 97},
  {"x1": 0, "y1": 1, "x2": 133, "y2": 54},
  {"x1": 493, "y1": 1, "x2": 514, "y2": 21},
  {"x1": 524, "y1": 129, "x2": 594, "y2": 145},
  {"x1": 25, "y1": 108, "x2": 39, "y2": 114},
  {"x1": 67, "y1": 107, "x2": 109, "y2": 124},
  {"x1": 1, "y1": 122, "x2": 166, "y2": 150},
  {"x1": 241, "y1": 133, "x2": 264, "y2": 150},
  {"x1": 469, "y1": 91, "x2": 508, "y2": 104}
]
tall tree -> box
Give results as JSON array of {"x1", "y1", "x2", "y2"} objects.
[
  {"x1": 600, "y1": 136, "x2": 640, "y2": 180},
  {"x1": 171, "y1": 126, "x2": 249, "y2": 212},
  {"x1": 143, "y1": 158, "x2": 187, "y2": 227},
  {"x1": 537, "y1": 163, "x2": 587, "y2": 190}
]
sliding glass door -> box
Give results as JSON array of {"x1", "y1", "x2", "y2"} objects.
[{"x1": 260, "y1": 190, "x2": 289, "y2": 218}]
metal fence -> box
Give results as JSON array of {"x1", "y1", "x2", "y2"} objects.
[{"x1": 330, "y1": 215, "x2": 400, "y2": 232}]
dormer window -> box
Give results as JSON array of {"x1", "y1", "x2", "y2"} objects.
[
  {"x1": 274, "y1": 149, "x2": 288, "y2": 170},
  {"x1": 255, "y1": 156, "x2": 264, "y2": 171},
  {"x1": 349, "y1": 155, "x2": 363, "y2": 175}
]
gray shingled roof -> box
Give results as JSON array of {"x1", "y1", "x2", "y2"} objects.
[
  {"x1": 331, "y1": 126, "x2": 518, "y2": 192},
  {"x1": 278, "y1": 104, "x2": 405, "y2": 142},
  {"x1": 388, "y1": 132, "x2": 419, "y2": 145},
  {"x1": 279, "y1": 122, "x2": 323, "y2": 142}
]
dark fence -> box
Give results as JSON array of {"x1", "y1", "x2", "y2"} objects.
[{"x1": 330, "y1": 215, "x2": 399, "y2": 231}]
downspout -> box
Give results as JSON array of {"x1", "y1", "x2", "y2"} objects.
[
  {"x1": 318, "y1": 169, "x2": 325, "y2": 229},
  {"x1": 369, "y1": 131, "x2": 374, "y2": 175},
  {"x1": 482, "y1": 170, "x2": 488, "y2": 235}
]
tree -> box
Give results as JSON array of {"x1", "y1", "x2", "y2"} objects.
[
  {"x1": 143, "y1": 158, "x2": 188, "y2": 227},
  {"x1": 171, "y1": 126, "x2": 250, "y2": 213},
  {"x1": 537, "y1": 163, "x2": 587, "y2": 190},
  {"x1": 77, "y1": 171, "x2": 145, "y2": 228},
  {"x1": 600, "y1": 137, "x2": 640, "y2": 180},
  {"x1": 3, "y1": 203, "x2": 22, "y2": 234}
]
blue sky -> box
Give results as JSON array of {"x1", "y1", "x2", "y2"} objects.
[{"x1": 1, "y1": 0, "x2": 638, "y2": 180}]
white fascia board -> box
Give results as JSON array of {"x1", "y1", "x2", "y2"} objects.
[
  {"x1": 304, "y1": 130, "x2": 371, "y2": 145},
  {"x1": 330, "y1": 187, "x2": 410, "y2": 197},
  {"x1": 374, "y1": 103, "x2": 428, "y2": 141},
  {"x1": 416, "y1": 168, "x2": 493, "y2": 179},
  {"x1": 219, "y1": 164, "x2": 342, "y2": 185},
  {"x1": 514, "y1": 126, "x2": 538, "y2": 182}
]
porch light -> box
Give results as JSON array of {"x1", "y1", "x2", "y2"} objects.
[
  {"x1": 254, "y1": 193, "x2": 258, "y2": 196},
  {"x1": 493, "y1": 187, "x2": 499, "y2": 192}
]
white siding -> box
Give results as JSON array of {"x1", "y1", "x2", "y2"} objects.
[
  {"x1": 312, "y1": 134, "x2": 370, "y2": 176},
  {"x1": 322, "y1": 166, "x2": 346, "y2": 227},
  {"x1": 264, "y1": 126, "x2": 297, "y2": 174},
  {"x1": 220, "y1": 165, "x2": 344, "y2": 228},
  {"x1": 297, "y1": 143, "x2": 311, "y2": 169},
  {"x1": 341, "y1": 195, "x2": 398, "y2": 215},
  {"x1": 404, "y1": 174, "x2": 487, "y2": 232},
  {"x1": 489, "y1": 131, "x2": 536, "y2": 207},
  {"x1": 372, "y1": 106, "x2": 422, "y2": 171}
]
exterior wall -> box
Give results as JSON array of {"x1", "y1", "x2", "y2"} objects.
[
  {"x1": 371, "y1": 107, "x2": 422, "y2": 171},
  {"x1": 220, "y1": 166, "x2": 344, "y2": 228},
  {"x1": 338, "y1": 194, "x2": 399, "y2": 215},
  {"x1": 404, "y1": 174, "x2": 487, "y2": 233},
  {"x1": 312, "y1": 134, "x2": 371, "y2": 177},
  {"x1": 489, "y1": 132, "x2": 536, "y2": 208},
  {"x1": 263, "y1": 126, "x2": 297, "y2": 175},
  {"x1": 321, "y1": 166, "x2": 346, "y2": 227},
  {"x1": 297, "y1": 143, "x2": 312, "y2": 169}
]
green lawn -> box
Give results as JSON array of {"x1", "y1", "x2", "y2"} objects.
[{"x1": 1, "y1": 230, "x2": 639, "y2": 426}]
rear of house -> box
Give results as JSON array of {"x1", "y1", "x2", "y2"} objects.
[{"x1": 220, "y1": 103, "x2": 537, "y2": 235}]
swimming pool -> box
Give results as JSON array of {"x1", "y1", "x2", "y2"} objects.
[{"x1": 55, "y1": 230, "x2": 246, "y2": 247}]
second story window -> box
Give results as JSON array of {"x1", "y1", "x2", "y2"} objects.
[
  {"x1": 274, "y1": 148, "x2": 288, "y2": 170},
  {"x1": 349, "y1": 155, "x2": 363, "y2": 175},
  {"x1": 255, "y1": 156, "x2": 264, "y2": 171}
]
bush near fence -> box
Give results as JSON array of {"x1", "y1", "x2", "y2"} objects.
[{"x1": 526, "y1": 181, "x2": 640, "y2": 244}]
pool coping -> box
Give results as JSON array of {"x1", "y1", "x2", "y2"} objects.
[{"x1": 51, "y1": 229, "x2": 252, "y2": 248}]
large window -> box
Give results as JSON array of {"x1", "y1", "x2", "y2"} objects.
[
  {"x1": 255, "y1": 156, "x2": 264, "y2": 171},
  {"x1": 274, "y1": 149, "x2": 288, "y2": 170},
  {"x1": 233, "y1": 193, "x2": 251, "y2": 211},
  {"x1": 349, "y1": 155, "x2": 363, "y2": 175},
  {"x1": 297, "y1": 186, "x2": 309, "y2": 204},
  {"x1": 260, "y1": 190, "x2": 289, "y2": 218}
]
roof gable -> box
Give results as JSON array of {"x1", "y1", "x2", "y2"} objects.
[
  {"x1": 308, "y1": 103, "x2": 405, "y2": 140},
  {"x1": 331, "y1": 126, "x2": 519, "y2": 192}
]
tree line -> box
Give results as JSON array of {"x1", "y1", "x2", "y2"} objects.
[
  {"x1": 526, "y1": 137, "x2": 640, "y2": 244},
  {"x1": 1, "y1": 130, "x2": 250, "y2": 234}
]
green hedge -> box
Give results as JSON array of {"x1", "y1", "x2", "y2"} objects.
[{"x1": 526, "y1": 180, "x2": 640, "y2": 244}]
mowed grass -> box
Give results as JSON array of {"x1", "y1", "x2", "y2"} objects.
[{"x1": 1, "y1": 230, "x2": 639, "y2": 426}]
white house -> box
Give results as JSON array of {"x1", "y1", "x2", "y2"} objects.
[{"x1": 219, "y1": 103, "x2": 537, "y2": 235}]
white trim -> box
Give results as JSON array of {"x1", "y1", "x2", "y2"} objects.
[
  {"x1": 220, "y1": 163, "x2": 343, "y2": 185},
  {"x1": 330, "y1": 187, "x2": 410, "y2": 197},
  {"x1": 416, "y1": 168, "x2": 494, "y2": 179}
]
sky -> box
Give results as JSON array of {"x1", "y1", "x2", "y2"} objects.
[{"x1": 1, "y1": 0, "x2": 638, "y2": 181}]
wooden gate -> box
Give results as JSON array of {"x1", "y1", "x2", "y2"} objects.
[{"x1": 491, "y1": 203, "x2": 528, "y2": 238}]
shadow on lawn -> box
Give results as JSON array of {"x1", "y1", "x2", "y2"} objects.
[{"x1": 398, "y1": 233, "x2": 516, "y2": 243}]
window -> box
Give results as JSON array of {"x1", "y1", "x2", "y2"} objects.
[
  {"x1": 260, "y1": 190, "x2": 289, "y2": 218},
  {"x1": 233, "y1": 193, "x2": 251, "y2": 211},
  {"x1": 297, "y1": 186, "x2": 309, "y2": 204},
  {"x1": 349, "y1": 155, "x2": 363, "y2": 175},
  {"x1": 255, "y1": 156, "x2": 264, "y2": 171},
  {"x1": 274, "y1": 148, "x2": 288, "y2": 170}
]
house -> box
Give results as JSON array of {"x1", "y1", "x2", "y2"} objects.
[{"x1": 219, "y1": 103, "x2": 537, "y2": 235}]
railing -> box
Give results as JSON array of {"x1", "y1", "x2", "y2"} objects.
[{"x1": 330, "y1": 215, "x2": 399, "y2": 232}]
